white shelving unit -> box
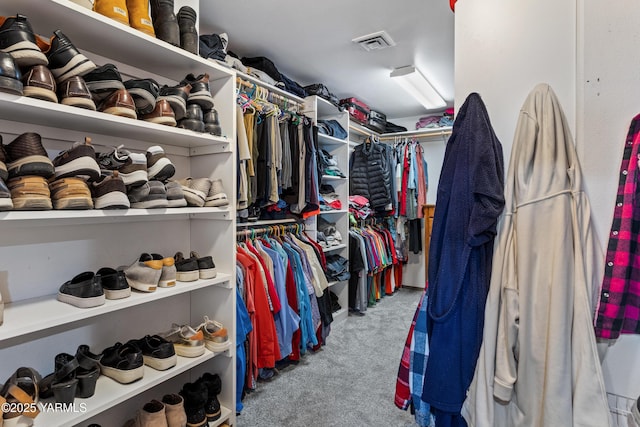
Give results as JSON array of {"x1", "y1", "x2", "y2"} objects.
[
  {"x1": 0, "y1": 1, "x2": 236, "y2": 426},
  {"x1": 304, "y1": 95, "x2": 350, "y2": 323}
]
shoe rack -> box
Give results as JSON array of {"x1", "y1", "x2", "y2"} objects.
[
  {"x1": 303, "y1": 95, "x2": 350, "y2": 322},
  {"x1": 0, "y1": 1, "x2": 236, "y2": 426}
]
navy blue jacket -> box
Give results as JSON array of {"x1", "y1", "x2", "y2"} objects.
[{"x1": 423, "y1": 94, "x2": 505, "y2": 422}]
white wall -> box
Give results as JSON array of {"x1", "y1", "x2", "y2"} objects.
[
  {"x1": 455, "y1": 0, "x2": 640, "y2": 405},
  {"x1": 578, "y1": 0, "x2": 640, "y2": 401}
]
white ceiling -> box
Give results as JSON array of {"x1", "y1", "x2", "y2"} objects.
[{"x1": 199, "y1": 1, "x2": 454, "y2": 120}]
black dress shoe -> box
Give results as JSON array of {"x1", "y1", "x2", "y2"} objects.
[
  {"x1": 178, "y1": 103, "x2": 205, "y2": 132},
  {"x1": 203, "y1": 108, "x2": 222, "y2": 136},
  {"x1": 0, "y1": 51, "x2": 23, "y2": 95},
  {"x1": 0, "y1": 14, "x2": 48, "y2": 67},
  {"x1": 158, "y1": 82, "x2": 191, "y2": 120},
  {"x1": 182, "y1": 73, "x2": 213, "y2": 110}
]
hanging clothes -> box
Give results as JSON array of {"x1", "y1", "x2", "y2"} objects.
[
  {"x1": 595, "y1": 113, "x2": 640, "y2": 339},
  {"x1": 462, "y1": 84, "x2": 610, "y2": 427},
  {"x1": 423, "y1": 92, "x2": 505, "y2": 427}
]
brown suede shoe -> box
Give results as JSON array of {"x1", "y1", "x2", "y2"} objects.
[
  {"x1": 22, "y1": 65, "x2": 57, "y2": 103},
  {"x1": 49, "y1": 177, "x2": 93, "y2": 210},
  {"x1": 162, "y1": 394, "x2": 187, "y2": 427},
  {"x1": 58, "y1": 76, "x2": 96, "y2": 111},
  {"x1": 142, "y1": 99, "x2": 176, "y2": 126},
  {"x1": 99, "y1": 88, "x2": 136, "y2": 119},
  {"x1": 8, "y1": 175, "x2": 52, "y2": 210}
]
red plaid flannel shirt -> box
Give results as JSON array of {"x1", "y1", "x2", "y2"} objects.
[{"x1": 595, "y1": 114, "x2": 640, "y2": 339}]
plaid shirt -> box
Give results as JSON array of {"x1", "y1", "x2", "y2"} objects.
[{"x1": 595, "y1": 114, "x2": 640, "y2": 339}]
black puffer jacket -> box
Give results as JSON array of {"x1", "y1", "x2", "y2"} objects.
[{"x1": 349, "y1": 141, "x2": 392, "y2": 209}]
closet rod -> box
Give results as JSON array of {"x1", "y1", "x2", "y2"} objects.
[
  {"x1": 236, "y1": 222, "x2": 305, "y2": 240},
  {"x1": 348, "y1": 123, "x2": 452, "y2": 141},
  {"x1": 235, "y1": 70, "x2": 305, "y2": 104}
]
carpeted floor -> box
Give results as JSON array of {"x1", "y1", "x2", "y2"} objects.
[{"x1": 237, "y1": 286, "x2": 424, "y2": 427}]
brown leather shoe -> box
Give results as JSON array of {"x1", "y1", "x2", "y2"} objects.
[
  {"x1": 5, "y1": 132, "x2": 55, "y2": 179},
  {"x1": 8, "y1": 175, "x2": 52, "y2": 210},
  {"x1": 22, "y1": 65, "x2": 57, "y2": 103},
  {"x1": 49, "y1": 177, "x2": 93, "y2": 210},
  {"x1": 58, "y1": 76, "x2": 96, "y2": 110},
  {"x1": 142, "y1": 99, "x2": 176, "y2": 126},
  {"x1": 99, "y1": 88, "x2": 136, "y2": 119}
]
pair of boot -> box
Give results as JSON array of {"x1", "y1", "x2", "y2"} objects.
[
  {"x1": 180, "y1": 373, "x2": 222, "y2": 426},
  {"x1": 93, "y1": 0, "x2": 155, "y2": 37},
  {"x1": 124, "y1": 394, "x2": 186, "y2": 427},
  {"x1": 93, "y1": 0, "x2": 198, "y2": 54}
]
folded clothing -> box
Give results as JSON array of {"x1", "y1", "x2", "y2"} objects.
[
  {"x1": 199, "y1": 34, "x2": 227, "y2": 61},
  {"x1": 317, "y1": 120, "x2": 347, "y2": 140},
  {"x1": 325, "y1": 254, "x2": 350, "y2": 282},
  {"x1": 349, "y1": 195, "x2": 371, "y2": 219},
  {"x1": 320, "y1": 184, "x2": 342, "y2": 210}
]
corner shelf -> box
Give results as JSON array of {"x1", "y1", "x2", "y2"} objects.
[
  {"x1": 34, "y1": 350, "x2": 227, "y2": 426},
  {"x1": 322, "y1": 243, "x2": 347, "y2": 253},
  {"x1": 0, "y1": 274, "x2": 232, "y2": 343}
]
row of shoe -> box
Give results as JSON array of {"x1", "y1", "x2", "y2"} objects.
[
  {"x1": 71, "y1": 0, "x2": 201, "y2": 56},
  {"x1": 56, "y1": 251, "x2": 218, "y2": 309},
  {"x1": 123, "y1": 373, "x2": 225, "y2": 427},
  {"x1": 0, "y1": 131, "x2": 229, "y2": 211},
  {"x1": 0, "y1": 13, "x2": 222, "y2": 135}
]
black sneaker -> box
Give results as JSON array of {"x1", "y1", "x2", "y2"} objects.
[
  {"x1": 181, "y1": 73, "x2": 213, "y2": 110},
  {"x1": 174, "y1": 251, "x2": 199, "y2": 282},
  {"x1": 83, "y1": 63, "x2": 125, "y2": 103},
  {"x1": 0, "y1": 15, "x2": 48, "y2": 67},
  {"x1": 91, "y1": 172, "x2": 130, "y2": 209},
  {"x1": 41, "y1": 30, "x2": 97, "y2": 83},
  {"x1": 57, "y1": 271, "x2": 106, "y2": 308},
  {"x1": 158, "y1": 82, "x2": 190, "y2": 120},
  {"x1": 52, "y1": 137, "x2": 101, "y2": 181},
  {"x1": 99, "y1": 342, "x2": 144, "y2": 384},
  {"x1": 178, "y1": 104, "x2": 205, "y2": 132},
  {"x1": 190, "y1": 251, "x2": 216, "y2": 279},
  {"x1": 96, "y1": 267, "x2": 131, "y2": 299},
  {"x1": 129, "y1": 335, "x2": 177, "y2": 371},
  {"x1": 123, "y1": 78, "x2": 160, "y2": 115}
]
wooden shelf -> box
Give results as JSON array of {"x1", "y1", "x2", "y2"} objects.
[
  {"x1": 0, "y1": 274, "x2": 233, "y2": 343},
  {"x1": 34, "y1": 350, "x2": 229, "y2": 426},
  {"x1": 0, "y1": 94, "x2": 232, "y2": 149}
]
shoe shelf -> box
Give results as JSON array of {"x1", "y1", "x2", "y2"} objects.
[
  {"x1": 0, "y1": 94, "x2": 232, "y2": 150},
  {"x1": 3, "y1": 0, "x2": 234, "y2": 84},
  {"x1": 318, "y1": 133, "x2": 349, "y2": 146},
  {"x1": 0, "y1": 207, "x2": 232, "y2": 226},
  {"x1": 322, "y1": 243, "x2": 347, "y2": 253},
  {"x1": 34, "y1": 349, "x2": 230, "y2": 426},
  {"x1": 0, "y1": 273, "x2": 232, "y2": 343}
]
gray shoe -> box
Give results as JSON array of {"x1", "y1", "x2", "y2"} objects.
[
  {"x1": 131, "y1": 180, "x2": 168, "y2": 209},
  {"x1": 204, "y1": 179, "x2": 228, "y2": 207},
  {"x1": 177, "y1": 177, "x2": 209, "y2": 207},
  {"x1": 165, "y1": 181, "x2": 187, "y2": 207},
  {"x1": 159, "y1": 323, "x2": 205, "y2": 358},
  {"x1": 151, "y1": 253, "x2": 177, "y2": 288},
  {"x1": 121, "y1": 253, "x2": 163, "y2": 292}
]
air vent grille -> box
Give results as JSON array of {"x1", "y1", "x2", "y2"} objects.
[{"x1": 352, "y1": 31, "x2": 396, "y2": 52}]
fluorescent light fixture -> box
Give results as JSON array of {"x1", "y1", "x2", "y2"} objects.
[{"x1": 390, "y1": 65, "x2": 446, "y2": 110}]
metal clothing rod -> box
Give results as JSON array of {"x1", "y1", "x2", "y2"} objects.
[
  {"x1": 348, "y1": 123, "x2": 452, "y2": 141},
  {"x1": 236, "y1": 222, "x2": 305, "y2": 240},
  {"x1": 236, "y1": 77, "x2": 302, "y2": 108}
]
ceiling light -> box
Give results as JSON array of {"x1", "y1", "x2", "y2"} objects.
[{"x1": 390, "y1": 66, "x2": 446, "y2": 110}]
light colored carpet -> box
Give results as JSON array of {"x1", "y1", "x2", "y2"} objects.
[{"x1": 237, "y1": 286, "x2": 424, "y2": 427}]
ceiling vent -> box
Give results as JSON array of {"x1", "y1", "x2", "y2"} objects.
[{"x1": 352, "y1": 31, "x2": 396, "y2": 52}]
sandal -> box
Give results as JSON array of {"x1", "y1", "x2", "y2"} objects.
[
  {"x1": 39, "y1": 353, "x2": 78, "y2": 404},
  {"x1": 75, "y1": 345, "x2": 102, "y2": 398},
  {"x1": 1, "y1": 367, "x2": 41, "y2": 427}
]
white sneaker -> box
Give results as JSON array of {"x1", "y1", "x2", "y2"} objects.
[
  {"x1": 197, "y1": 316, "x2": 232, "y2": 352},
  {"x1": 205, "y1": 179, "x2": 228, "y2": 207}
]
